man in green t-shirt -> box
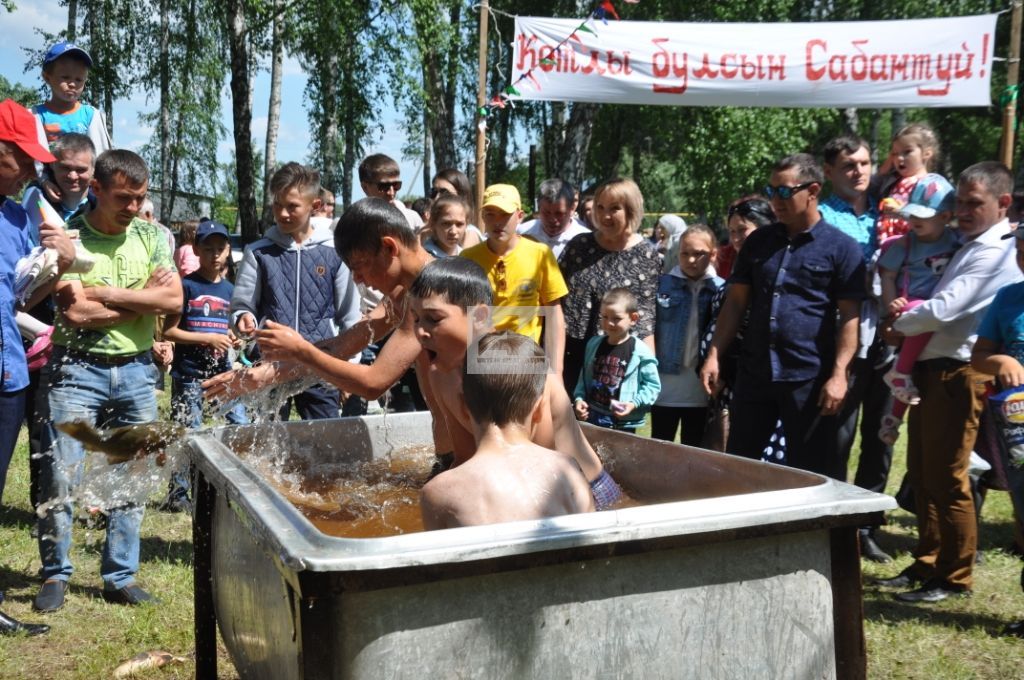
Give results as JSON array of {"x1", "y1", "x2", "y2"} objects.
[{"x1": 34, "y1": 149, "x2": 182, "y2": 614}]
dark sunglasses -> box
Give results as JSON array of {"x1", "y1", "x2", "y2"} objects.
[
  {"x1": 429, "y1": 186, "x2": 453, "y2": 199},
  {"x1": 727, "y1": 199, "x2": 773, "y2": 220},
  {"x1": 377, "y1": 180, "x2": 403, "y2": 193},
  {"x1": 763, "y1": 182, "x2": 816, "y2": 200},
  {"x1": 495, "y1": 259, "x2": 506, "y2": 292}
]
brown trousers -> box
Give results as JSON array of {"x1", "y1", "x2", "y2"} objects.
[{"x1": 905, "y1": 361, "x2": 989, "y2": 590}]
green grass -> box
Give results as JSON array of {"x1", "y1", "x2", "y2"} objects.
[
  {"x1": 0, "y1": 388, "x2": 238, "y2": 679},
  {"x1": 1, "y1": 411, "x2": 1022, "y2": 677}
]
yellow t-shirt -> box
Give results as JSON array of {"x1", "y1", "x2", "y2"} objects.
[
  {"x1": 461, "y1": 237, "x2": 568, "y2": 343},
  {"x1": 54, "y1": 215, "x2": 175, "y2": 356}
]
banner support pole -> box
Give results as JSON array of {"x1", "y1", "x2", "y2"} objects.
[
  {"x1": 1000, "y1": 1, "x2": 1022, "y2": 170},
  {"x1": 475, "y1": 0, "x2": 490, "y2": 217}
]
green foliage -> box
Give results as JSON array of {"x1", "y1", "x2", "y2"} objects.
[
  {"x1": 137, "y1": 0, "x2": 227, "y2": 199},
  {"x1": 0, "y1": 74, "x2": 38, "y2": 106}
]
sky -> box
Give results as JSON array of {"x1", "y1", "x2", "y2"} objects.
[{"x1": 0, "y1": 0, "x2": 426, "y2": 202}]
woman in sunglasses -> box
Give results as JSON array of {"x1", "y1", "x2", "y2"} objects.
[{"x1": 698, "y1": 195, "x2": 780, "y2": 453}]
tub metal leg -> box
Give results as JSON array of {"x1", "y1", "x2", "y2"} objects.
[
  {"x1": 194, "y1": 469, "x2": 218, "y2": 679},
  {"x1": 831, "y1": 526, "x2": 867, "y2": 680}
]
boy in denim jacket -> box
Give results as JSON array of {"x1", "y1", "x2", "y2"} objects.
[
  {"x1": 573, "y1": 288, "x2": 660, "y2": 433},
  {"x1": 653, "y1": 224, "x2": 723, "y2": 445}
]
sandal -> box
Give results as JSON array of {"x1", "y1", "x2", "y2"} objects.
[
  {"x1": 884, "y1": 368, "x2": 921, "y2": 405},
  {"x1": 878, "y1": 414, "x2": 902, "y2": 446}
]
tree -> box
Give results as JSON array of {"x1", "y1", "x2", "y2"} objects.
[
  {"x1": 138, "y1": 0, "x2": 226, "y2": 223},
  {"x1": 224, "y1": 0, "x2": 260, "y2": 243}
]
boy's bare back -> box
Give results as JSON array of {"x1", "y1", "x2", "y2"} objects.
[{"x1": 420, "y1": 442, "x2": 595, "y2": 530}]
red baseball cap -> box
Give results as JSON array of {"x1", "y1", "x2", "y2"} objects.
[{"x1": 0, "y1": 99, "x2": 56, "y2": 163}]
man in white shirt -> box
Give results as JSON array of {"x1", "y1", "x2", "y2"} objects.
[
  {"x1": 358, "y1": 153, "x2": 423, "y2": 231},
  {"x1": 877, "y1": 161, "x2": 1022, "y2": 603},
  {"x1": 517, "y1": 178, "x2": 590, "y2": 259}
]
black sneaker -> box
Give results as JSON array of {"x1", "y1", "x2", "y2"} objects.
[
  {"x1": 102, "y1": 583, "x2": 159, "y2": 606},
  {"x1": 894, "y1": 579, "x2": 971, "y2": 603},
  {"x1": 873, "y1": 568, "x2": 924, "y2": 589}
]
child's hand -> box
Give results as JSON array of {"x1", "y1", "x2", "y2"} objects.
[
  {"x1": 256, "y1": 320, "x2": 313, "y2": 363},
  {"x1": 236, "y1": 313, "x2": 257, "y2": 337},
  {"x1": 205, "y1": 333, "x2": 235, "y2": 353},
  {"x1": 227, "y1": 329, "x2": 242, "y2": 348},
  {"x1": 997, "y1": 357, "x2": 1024, "y2": 388},
  {"x1": 152, "y1": 340, "x2": 173, "y2": 367},
  {"x1": 888, "y1": 297, "x2": 909, "y2": 316},
  {"x1": 573, "y1": 399, "x2": 589, "y2": 420},
  {"x1": 613, "y1": 402, "x2": 635, "y2": 418}
]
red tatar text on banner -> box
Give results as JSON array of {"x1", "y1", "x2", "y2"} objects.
[
  {"x1": 517, "y1": 33, "x2": 633, "y2": 76},
  {"x1": 805, "y1": 38, "x2": 980, "y2": 96},
  {"x1": 651, "y1": 39, "x2": 786, "y2": 94}
]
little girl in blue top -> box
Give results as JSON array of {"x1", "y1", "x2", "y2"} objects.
[
  {"x1": 573, "y1": 288, "x2": 660, "y2": 433},
  {"x1": 653, "y1": 224, "x2": 723, "y2": 445}
]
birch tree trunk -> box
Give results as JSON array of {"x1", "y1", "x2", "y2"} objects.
[
  {"x1": 556, "y1": 103, "x2": 598, "y2": 189},
  {"x1": 67, "y1": 0, "x2": 77, "y2": 40},
  {"x1": 261, "y1": 0, "x2": 284, "y2": 227},
  {"x1": 226, "y1": 0, "x2": 259, "y2": 242},
  {"x1": 159, "y1": 0, "x2": 171, "y2": 224}
]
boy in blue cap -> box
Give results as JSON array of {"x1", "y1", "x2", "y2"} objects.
[
  {"x1": 33, "y1": 41, "x2": 112, "y2": 153},
  {"x1": 162, "y1": 220, "x2": 245, "y2": 512}
]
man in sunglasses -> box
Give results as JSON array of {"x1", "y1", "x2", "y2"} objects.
[
  {"x1": 819, "y1": 135, "x2": 896, "y2": 564},
  {"x1": 358, "y1": 153, "x2": 423, "y2": 231},
  {"x1": 701, "y1": 153, "x2": 865, "y2": 480}
]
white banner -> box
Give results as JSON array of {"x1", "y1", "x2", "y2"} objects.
[{"x1": 511, "y1": 14, "x2": 998, "y2": 108}]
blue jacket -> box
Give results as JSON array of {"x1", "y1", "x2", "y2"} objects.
[
  {"x1": 574, "y1": 335, "x2": 660, "y2": 428},
  {"x1": 1, "y1": 199, "x2": 31, "y2": 392},
  {"x1": 231, "y1": 223, "x2": 360, "y2": 343},
  {"x1": 655, "y1": 268, "x2": 723, "y2": 374}
]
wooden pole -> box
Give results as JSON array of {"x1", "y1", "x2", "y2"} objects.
[
  {"x1": 475, "y1": 0, "x2": 490, "y2": 218},
  {"x1": 1000, "y1": 1, "x2": 1023, "y2": 169}
]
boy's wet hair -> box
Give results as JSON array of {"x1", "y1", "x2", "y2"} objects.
[
  {"x1": 270, "y1": 162, "x2": 320, "y2": 200},
  {"x1": 772, "y1": 153, "x2": 824, "y2": 186},
  {"x1": 52, "y1": 132, "x2": 95, "y2": 162},
  {"x1": 602, "y1": 287, "x2": 638, "y2": 314},
  {"x1": 409, "y1": 257, "x2": 492, "y2": 308},
  {"x1": 334, "y1": 197, "x2": 418, "y2": 262},
  {"x1": 462, "y1": 331, "x2": 547, "y2": 427},
  {"x1": 593, "y1": 178, "x2": 644, "y2": 233},
  {"x1": 822, "y1": 135, "x2": 869, "y2": 166},
  {"x1": 94, "y1": 149, "x2": 148, "y2": 187},
  {"x1": 358, "y1": 153, "x2": 400, "y2": 182},
  {"x1": 959, "y1": 161, "x2": 1013, "y2": 198},
  {"x1": 428, "y1": 193, "x2": 469, "y2": 224}
]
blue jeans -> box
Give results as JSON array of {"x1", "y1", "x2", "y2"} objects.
[
  {"x1": 171, "y1": 376, "x2": 247, "y2": 430},
  {"x1": 169, "y1": 376, "x2": 246, "y2": 498},
  {"x1": 37, "y1": 351, "x2": 158, "y2": 590},
  {"x1": 0, "y1": 388, "x2": 26, "y2": 505}
]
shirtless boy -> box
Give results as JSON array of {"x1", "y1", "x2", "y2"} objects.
[
  {"x1": 203, "y1": 199, "x2": 619, "y2": 506},
  {"x1": 420, "y1": 331, "x2": 594, "y2": 530}
]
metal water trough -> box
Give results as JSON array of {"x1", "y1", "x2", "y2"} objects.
[{"x1": 188, "y1": 412, "x2": 894, "y2": 679}]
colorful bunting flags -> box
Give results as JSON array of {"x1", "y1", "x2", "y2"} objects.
[{"x1": 475, "y1": 1, "x2": 635, "y2": 119}]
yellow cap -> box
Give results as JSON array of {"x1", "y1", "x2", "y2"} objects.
[{"x1": 481, "y1": 184, "x2": 521, "y2": 213}]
